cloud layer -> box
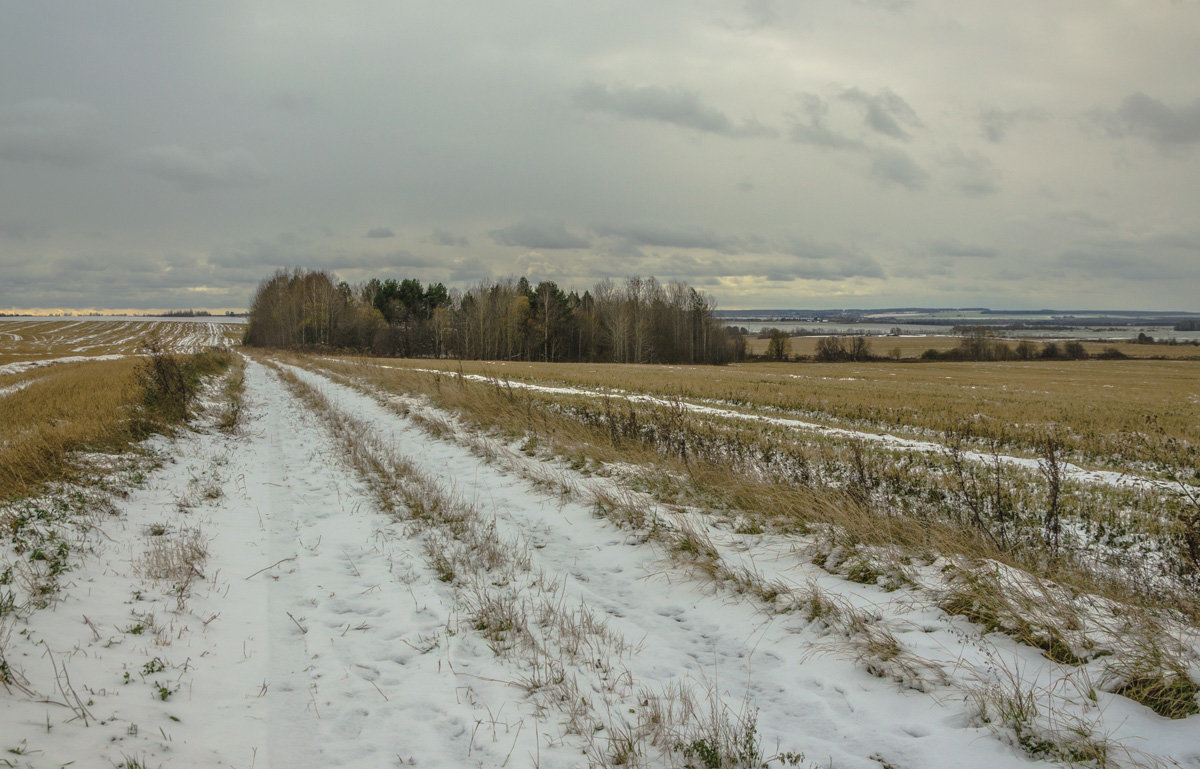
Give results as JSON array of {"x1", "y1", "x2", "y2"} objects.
[{"x1": 1, "y1": 1, "x2": 1198, "y2": 311}]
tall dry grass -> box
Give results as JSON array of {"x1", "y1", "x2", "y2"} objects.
[
  {"x1": 0, "y1": 349, "x2": 233, "y2": 502},
  {"x1": 339, "y1": 354, "x2": 1199, "y2": 472},
  {"x1": 0, "y1": 359, "x2": 143, "y2": 501}
]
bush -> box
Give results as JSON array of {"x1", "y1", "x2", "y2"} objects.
[
  {"x1": 815, "y1": 336, "x2": 846, "y2": 362},
  {"x1": 135, "y1": 340, "x2": 232, "y2": 432},
  {"x1": 1062, "y1": 341, "x2": 1088, "y2": 360},
  {"x1": 815, "y1": 335, "x2": 871, "y2": 362},
  {"x1": 765, "y1": 329, "x2": 791, "y2": 361}
]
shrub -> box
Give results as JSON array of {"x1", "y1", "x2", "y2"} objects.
[
  {"x1": 1062, "y1": 341, "x2": 1088, "y2": 360},
  {"x1": 815, "y1": 336, "x2": 847, "y2": 362},
  {"x1": 135, "y1": 341, "x2": 232, "y2": 432},
  {"x1": 765, "y1": 329, "x2": 791, "y2": 361}
]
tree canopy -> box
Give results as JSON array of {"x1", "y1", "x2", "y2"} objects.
[{"x1": 245, "y1": 268, "x2": 744, "y2": 364}]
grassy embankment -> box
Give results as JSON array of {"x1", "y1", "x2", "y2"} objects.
[{"x1": 0, "y1": 348, "x2": 234, "y2": 503}]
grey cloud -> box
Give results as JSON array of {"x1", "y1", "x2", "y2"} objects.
[
  {"x1": 269, "y1": 92, "x2": 318, "y2": 114},
  {"x1": 210, "y1": 233, "x2": 430, "y2": 273},
  {"x1": 870, "y1": 149, "x2": 928, "y2": 190},
  {"x1": 742, "y1": 0, "x2": 778, "y2": 26},
  {"x1": 788, "y1": 94, "x2": 864, "y2": 150},
  {"x1": 940, "y1": 149, "x2": 1000, "y2": 197},
  {"x1": 928, "y1": 239, "x2": 999, "y2": 259},
  {"x1": 979, "y1": 107, "x2": 1047, "y2": 142},
  {"x1": 0, "y1": 98, "x2": 108, "y2": 166},
  {"x1": 1152, "y1": 231, "x2": 1200, "y2": 251},
  {"x1": 592, "y1": 223, "x2": 748, "y2": 253},
  {"x1": 1101, "y1": 92, "x2": 1200, "y2": 147},
  {"x1": 777, "y1": 239, "x2": 886, "y2": 279},
  {"x1": 839, "y1": 88, "x2": 921, "y2": 140},
  {"x1": 573, "y1": 82, "x2": 776, "y2": 138},
  {"x1": 446, "y1": 256, "x2": 493, "y2": 283},
  {"x1": 128, "y1": 145, "x2": 267, "y2": 191},
  {"x1": 1056, "y1": 250, "x2": 1196, "y2": 281},
  {"x1": 854, "y1": 0, "x2": 912, "y2": 10},
  {"x1": 366, "y1": 227, "x2": 395, "y2": 238},
  {"x1": 324, "y1": 251, "x2": 434, "y2": 271},
  {"x1": 958, "y1": 178, "x2": 999, "y2": 197},
  {"x1": 652, "y1": 251, "x2": 881, "y2": 283},
  {"x1": 0, "y1": 219, "x2": 49, "y2": 241},
  {"x1": 431, "y1": 228, "x2": 469, "y2": 247},
  {"x1": 490, "y1": 219, "x2": 590, "y2": 249},
  {"x1": 0, "y1": 249, "x2": 248, "y2": 309}
]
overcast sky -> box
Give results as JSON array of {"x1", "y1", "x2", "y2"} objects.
[{"x1": 2, "y1": 1, "x2": 1199, "y2": 312}]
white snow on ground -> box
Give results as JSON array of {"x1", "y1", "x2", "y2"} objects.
[
  {"x1": 395, "y1": 366, "x2": 1194, "y2": 496},
  {"x1": 0, "y1": 380, "x2": 35, "y2": 399},
  {"x1": 2, "y1": 357, "x2": 1197, "y2": 768},
  {"x1": 0, "y1": 354, "x2": 129, "y2": 376}
]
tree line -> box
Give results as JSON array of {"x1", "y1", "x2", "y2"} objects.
[{"x1": 243, "y1": 268, "x2": 745, "y2": 364}]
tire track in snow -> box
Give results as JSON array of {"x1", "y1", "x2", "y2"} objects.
[
  {"x1": 236, "y1": 361, "x2": 577, "y2": 767},
  {"x1": 286, "y1": 363, "x2": 1050, "y2": 769}
]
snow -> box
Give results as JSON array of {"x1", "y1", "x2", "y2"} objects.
[
  {"x1": 1, "y1": 357, "x2": 1197, "y2": 768},
  {"x1": 0, "y1": 380, "x2": 35, "y2": 399},
  {"x1": 0, "y1": 353, "x2": 128, "y2": 376}
]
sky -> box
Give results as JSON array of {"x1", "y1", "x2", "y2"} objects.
[{"x1": 2, "y1": 1, "x2": 1199, "y2": 312}]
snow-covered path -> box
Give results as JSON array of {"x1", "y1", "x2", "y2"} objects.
[
  {"x1": 1, "y1": 361, "x2": 574, "y2": 767},
  {"x1": 4, "y1": 357, "x2": 1197, "y2": 768}
]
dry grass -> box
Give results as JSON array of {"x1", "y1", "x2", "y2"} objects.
[
  {"x1": 0, "y1": 349, "x2": 235, "y2": 503},
  {"x1": 0, "y1": 359, "x2": 144, "y2": 501},
  {"x1": 329, "y1": 353, "x2": 1199, "y2": 471}
]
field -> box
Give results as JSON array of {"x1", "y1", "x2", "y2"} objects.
[
  {"x1": 0, "y1": 318, "x2": 238, "y2": 368},
  {"x1": 1, "y1": 322, "x2": 1198, "y2": 768},
  {"x1": 343, "y1": 354, "x2": 1199, "y2": 471},
  {"x1": 741, "y1": 333, "x2": 1200, "y2": 360}
]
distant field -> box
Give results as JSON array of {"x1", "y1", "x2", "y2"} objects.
[
  {"x1": 0, "y1": 318, "x2": 240, "y2": 368},
  {"x1": 742, "y1": 332, "x2": 1200, "y2": 359},
  {"x1": 334, "y1": 353, "x2": 1200, "y2": 469}
]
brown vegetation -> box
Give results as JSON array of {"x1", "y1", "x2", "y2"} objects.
[{"x1": 0, "y1": 348, "x2": 232, "y2": 502}]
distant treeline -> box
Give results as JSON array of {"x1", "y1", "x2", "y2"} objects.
[
  {"x1": 159, "y1": 309, "x2": 212, "y2": 317},
  {"x1": 244, "y1": 268, "x2": 744, "y2": 364}
]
